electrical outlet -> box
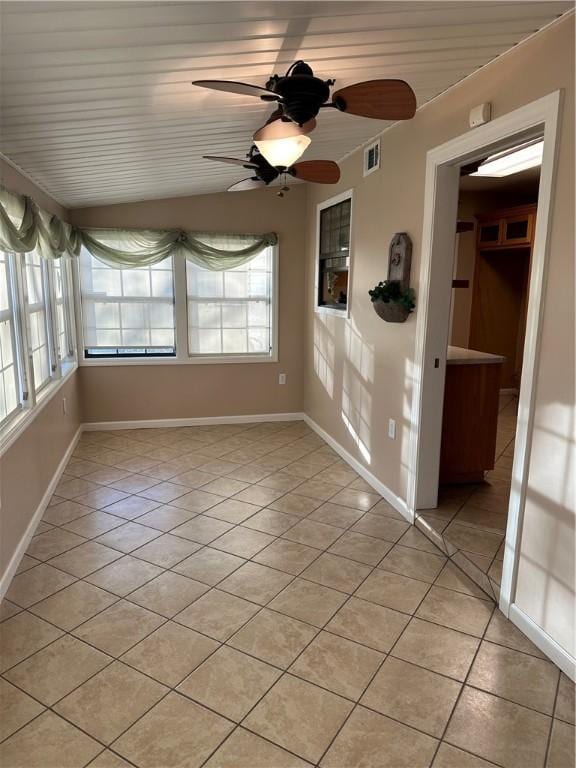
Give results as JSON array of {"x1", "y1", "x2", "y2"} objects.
[
  {"x1": 62, "y1": 397, "x2": 68, "y2": 416},
  {"x1": 278, "y1": 373, "x2": 287, "y2": 385},
  {"x1": 388, "y1": 418, "x2": 396, "y2": 440}
]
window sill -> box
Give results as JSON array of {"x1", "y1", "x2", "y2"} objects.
[
  {"x1": 0, "y1": 362, "x2": 78, "y2": 458},
  {"x1": 79, "y1": 354, "x2": 278, "y2": 367}
]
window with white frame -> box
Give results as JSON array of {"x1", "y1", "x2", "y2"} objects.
[
  {"x1": 79, "y1": 249, "x2": 176, "y2": 358},
  {"x1": 24, "y1": 250, "x2": 53, "y2": 391},
  {"x1": 186, "y1": 248, "x2": 274, "y2": 358},
  {"x1": 0, "y1": 252, "x2": 21, "y2": 425},
  {"x1": 52, "y1": 257, "x2": 74, "y2": 362}
]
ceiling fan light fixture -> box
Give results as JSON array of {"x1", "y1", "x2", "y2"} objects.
[{"x1": 254, "y1": 134, "x2": 311, "y2": 169}]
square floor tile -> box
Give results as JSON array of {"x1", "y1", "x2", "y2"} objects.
[
  {"x1": 555, "y1": 673, "x2": 575, "y2": 724},
  {"x1": 63, "y1": 511, "x2": 126, "y2": 538},
  {"x1": 268, "y1": 578, "x2": 347, "y2": 627},
  {"x1": 378, "y1": 544, "x2": 446, "y2": 583},
  {"x1": 0, "y1": 612, "x2": 63, "y2": 673},
  {"x1": 0, "y1": 679, "x2": 45, "y2": 741},
  {"x1": 112, "y1": 692, "x2": 234, "y2": 768},
  {"x1": 242, "y1": 508, "x2": 300, "y2": 535},
  {"x1": 212, "y1": 526, "x2": 275, "y2": 558},
  {"x1": 329, "y1": 488, "x2": 381, "y2": 512},
  {"x1": 200, "y1": 477, "x2": 250, "y2": 498},
  {"x1": 138, "y1": 481, "x2": 190, "y2": 503},
  {"x1": 42, "y1": 500, "x2": 92, "y2": 526},
  {"x1": 0, "y1": 599, "x2": 22, "y2": 622},
  {"x1": 445, "y1": 686, "x2": 550, "y2": 768},
  {"x1": 257, "y1": 472, "x2": 305, "y2": 492},
  {"x1": 484, "y1": 610, "x2": 546, "y2": 658},
  {"x1": 361, "y1": 656, "x2": 461, "y2": 737},
  {"x1": 443, "y1": 522, "x2": 503, "y2": 558},
  {"x1": 127, "y1": 571, "x2": 209, "y2": 618},
  {"x1": 228, "y1": 608, "x2": 318, "y2": 668},
  {"x1": 5, "y1": 563, "x2": 76, "y2": 608},
  {"x1": 48, "y1": 541, "x2": 123, "y2": 578},
  {"x1": 308, "y1": 503, "x2": 365, "y2": 529},
  {"x1": 282, "y1": 519, "x2": 342, "y2": 550},
  {"x1": 204, "y1": 728, "x2": 311, "y2": 768},
  {"x1": 356, "y1": 569, "x2": 430, "y2": 614},
  {"x1": 135, "y1": 504, "x2": 197, "y2": 532},
  {"x1": 55, "y1": 661, "x2": 167, "y2": 745},
  {"x1": 95, "y1": 521, "x2": 163, "y2": 553},
  {"x1": 175, "y1": 589, "x2": 259, "y2": 641},
  {"x1": 328, "y1": 531, "x2": 393, "y2": 565},
  {"x1": 204, "y1": 498, "x2": 261, "y2": 524},
  {"x1": 170, "y1": 489, "x2": 225, "y2": 513},
  {"x1": 290, "y1": 631, "x2": 383, "y2": 700},
  {"x1": 294, "y1": 478, "x2": 338, "y2": 501},
  {"x1": 435, "y1": 562, "x2": 489, "y2": 598},
  {"x1": 172, "y1": 547, "x2": 245, "y2": 585},
  {"x1": 399, "y1": 525, "x2": 444, "y2": 554},
  {"x1": 170, "y1": 516, "x2": 234, "y2": 544},
  {"x1": 109, "y1": 474, "x2": 161, "y2": 494},
  {"x1": 547, "y1": 719, "x2": 575, "y2": 768},
  {"x1": 326, "y1": 597, "x2": 410, "y2": 653},
  {"x1": 172, "y1": 468, "x2": 219, "y2": 488},
  {"x1": 75, "y1": 487, "x2": 130, "y2": 510},
  {"x1": 244, "y1": 674, "x2": 353, "y2": 764},
  {"x1": 301, "y1": 552, "x2": 371, "y2": 594},
  {"x1": 416, "y1": 586, "x2": 494, "y2": 637},
  {"x1": 4, "y1": 634, "x2": 112, "y2": 705},
  {"x1": 320, "y1": 706, "x2": 438, "y2": 768},
  {"x1": 131, "y1": 534, "x2": 202, "y2": 568},
  {"x1": 433, "y1": 743, "x2": 499, "y2": 767},
  {"x1": 86, "y1": 555, "x2": 163, "y2": 596},
  {"x1": 101, "y1": 496, "x2": 162, "y2": 520},
  {"x1": 14, "y1": 554, "x2": 40, "y2": 575},
  {"x1": 29, "y1": 580, "x2": 118, "y2": 632},
  {"x1": 73, "y1": 600, "x2": 165, "y2": 656},
  {"x1": 351, "y1": 514, "x2": 410, "y2": 542},
  {"x1": 55, "y1": 477, "x2": 101, "y2": 500},
  {"x1": 88, "y1": 750, "x2": 136, "y2": 767},
  {"x1": 219, "y1": 561, "x2": 293, "y2": 605},
  {"x1": 269, "y1": 493, "x2": 323, "y2": 517},
  {"x1": 121, "y1": 622, "x2": 219, "y2": 687},
  {"x1": 392, "y1": 617, "x2": 479, "y2": 681},
  {"x1": 0, "y1": 711, "x2": 101, "y2": 768},
  {"x1": 178, "y1": 645, "x2": 281, "y2": 721},
  {"x1": 227, "y1": 464, "x2": 273, "y2": 483},
  {"x1": 253, "y1": 538, "x2": 319, "y2": 575},
  {"x1": 467, "y1": 640, "x2": 559, "y2": 714}
]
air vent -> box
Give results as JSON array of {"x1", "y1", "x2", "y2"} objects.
[{"x1": 363, "y1": 139, "x2": 380, "y2": 176}]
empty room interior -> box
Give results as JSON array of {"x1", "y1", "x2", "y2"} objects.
[{"x1": 0, "y1": 3, "x2": 574, "y2": 768}]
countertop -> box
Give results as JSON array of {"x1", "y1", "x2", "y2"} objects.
[{"x1": 447, "y1": 345, "x2": 506, "y2": 366}]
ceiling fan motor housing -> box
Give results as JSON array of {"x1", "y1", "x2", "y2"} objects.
[{"x1": 268, "y1": 72, "x2": 331, "y2": 125}]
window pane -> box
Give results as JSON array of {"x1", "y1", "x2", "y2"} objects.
[
  {"x1": 186, "y1": 248, "x2": 273, "y2": 358},
  {"x1": 80, "y1": 249, "x2": 175, "y2": 357},
  {"x1": 52, "y1": 258, "x2": 74, "y2": 362},
  {"x1": 0, "y1": 252, "x2": 20, "y2": 424},
  {"x1": 25, "y1": 251, "x2": 51, "y2": 391}
]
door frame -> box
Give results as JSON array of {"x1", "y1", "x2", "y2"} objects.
[{"x1": 406, "y1": 90, "x2": 562, "y2": 615}]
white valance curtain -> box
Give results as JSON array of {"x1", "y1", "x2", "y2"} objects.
[{"x1": 0, "y1": 186, "x2": 277, "y2": 271}]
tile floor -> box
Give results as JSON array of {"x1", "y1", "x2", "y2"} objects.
[
  {"x1": 1, "y1": 419, "x2": 573, "y2": 767},
  {"x1": 417, "y1": 394, "x2": 519, "y2": 600}
]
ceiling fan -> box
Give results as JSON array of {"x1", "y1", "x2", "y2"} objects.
[
  {"x1": 204, "y1": 146, "x2": 340, "y2": 195},
  {"x1": 193, "y1": 60, "x2": 417, "y2": 133}
]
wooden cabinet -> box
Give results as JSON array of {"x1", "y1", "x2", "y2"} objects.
[{"x1": 477, "y1": 204, "x2": 536, "y2": 249}]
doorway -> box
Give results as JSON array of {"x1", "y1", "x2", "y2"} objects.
[{"x1": 407, "y1": 92, "x2": 562, "y2": 623}]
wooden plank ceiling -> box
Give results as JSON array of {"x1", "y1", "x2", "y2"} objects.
[{"x1": 0, "y1": 1, "x2": 571, "y2": 207}]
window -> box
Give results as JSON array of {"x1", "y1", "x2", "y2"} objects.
[
  {"x1": 79, "y1": 249, "x2": 176, "y2": 358},
  {"x1": 24, "y1": 250, "x2": 53, "y2": 391},
  {"x1": 0, "y1": 252, "x2": 21, "y2": 425},
  {"x1": 186, "y1": 249, "x2": 274, "y2": 358},
  {"x1": 52, "y1": 257, "x2": 75, "y2": 362},
  {"x1": 316, "y1": 191, "x2": 352, "y2": 313}
]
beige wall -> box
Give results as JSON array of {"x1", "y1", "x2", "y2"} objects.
[
  {"x1": 303, "y1": 17, "x2": 574, "y2": 657},
  {"x1": 70, "y1": 186, "x2": 307, "y2": 422}
]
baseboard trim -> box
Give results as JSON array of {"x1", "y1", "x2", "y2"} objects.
[
  {"x1": 82, "y1": 412, "x2": 306, "y2": 431},
  {"x1": 303, "y1": 414, "x2": 411, "y2": 523},
  {"x1": 0, "y1": 425, "x2": 83, "y2": 601},
  {"x1": 509, "y1": 603, "x2": 575, "y2": 681}
]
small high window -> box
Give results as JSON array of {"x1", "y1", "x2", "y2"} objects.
[{"x1": 316, "y1": 191, "x2": 353, "y2": 313}]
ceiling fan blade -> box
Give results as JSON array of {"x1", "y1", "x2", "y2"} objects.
[
  {"x1": 227, "y1": 178, "x2": 266, "y2": 192},
  {"x1": 332, "y1": 79, "x2": 416, "y2": 120},
  {"x1": 193, "y1": 80, "x2": 279, "y2": 101},
  {"x1": 290, "y1": 160, "x2": 340, "y2": 184},
  {"x1": 203, "y1": 155, "x2": 258, "y2": 169},
  {"x1": 254, "y1": 116, "x2": 316, "y2": 141}
]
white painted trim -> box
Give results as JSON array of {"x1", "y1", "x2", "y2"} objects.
[
  {"x1": 303, "y1": 414, "x2": 411, "y2": 523},
  {"x1": 509, "y1": 604, "x2": 575, "y2": 681},
  {"x1": 0, "y1": 425, "x2": 82, "y2": 600},
  {"x1": 406, "y1": 91, "x2": 562, "y2": 619},
  {"x1": 82, "y1": 412, "x2": 306, "y2": 431}
]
